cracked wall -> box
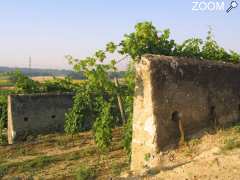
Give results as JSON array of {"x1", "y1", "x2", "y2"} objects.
[{"x1": 131, "y1": 55, "x2": 240, "y2": 172}]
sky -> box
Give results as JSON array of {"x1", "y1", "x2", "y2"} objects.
[{"x1": 0, "y1": 0, "x2": 239, "y2": 70}]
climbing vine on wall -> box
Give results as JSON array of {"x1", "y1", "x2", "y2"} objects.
[{"x1": 65, "y1": 21, "x2": 240, "y2": 156}]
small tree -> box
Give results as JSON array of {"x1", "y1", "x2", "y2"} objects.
[{"x1": 9, "y1": 70, "x2": 40, "y2": 94}]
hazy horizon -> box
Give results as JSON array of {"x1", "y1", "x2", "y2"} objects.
[{"x1": 0, "y1": 0, "x2": 239, "y2": 70}]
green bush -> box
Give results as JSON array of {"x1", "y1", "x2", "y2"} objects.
[
  {"x1": 93, "y1": 102, "x2": 114, "y2": 151},
  {"x1": 41, "y1": 76, "x2": 77, "y2": 93},
  {"x1": 64, "y1": 86, "x2": 96, "y2": 134},
  {"x1": 9, "y1": 71, "x2": 40, "y2": 94}
]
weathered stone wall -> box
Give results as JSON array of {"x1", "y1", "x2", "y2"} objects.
[
  {"x1": 8, "y1": 93, "x2": 74, "y2": 144},
  {"x1": 131, "y1": 55, "x2": 240, "y2": 172}
]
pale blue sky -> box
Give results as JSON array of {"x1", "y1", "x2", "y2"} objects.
[{"x1": 0, "y1": 0, "x2": 239, "y2": 70}]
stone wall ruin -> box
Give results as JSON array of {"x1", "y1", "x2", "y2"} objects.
[
  {"x1": 131, "y1": 55, "x2": 240, "y2": 172},
  {"x1": 8, "y1": 93, "x2": 74, "y2": 144}
]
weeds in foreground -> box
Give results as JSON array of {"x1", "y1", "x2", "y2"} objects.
[
  {"x1": 0, "y1": 155, "x2": 57, "y2": 178},
  {"x1": 0, "y1": 133, "x2": 7, "y2": 145},
  {"x1": 0, "y1": 164, "x2": 8, "y2": 178},
  {"x1": 111, "y1": 161, "x2": 128, "y2": 176},
  {"x1": 218, "y1": 123, "x2": 240, "y2": 153},
  {"x1": 75, "y1": 165, "x2": 96, "y2": 180},
  {"x1": 20, "y1": 156, "x2": 57, "y2": 172},
  {"x1": 0, "y1": 144, "x2": 41, "y2": 160},
  {"x1": 220, "y1": 138, "x2": 240, "y2": 153},
  {"x1": 184, "y1": 138, "x2": 201, "y2": 157},
  {"x1": 233, "y1": 124, "x2": 240, "y2": 133}
]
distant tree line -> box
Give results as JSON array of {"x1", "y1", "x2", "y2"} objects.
[{"x1": 0, "y1": 66, "x2": 126, "y2": 80}]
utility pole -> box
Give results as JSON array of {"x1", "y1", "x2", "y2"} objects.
[
  {"x1": 28, "y1": 56, "x2": 32, "y2": 70},
  {"x1": 28, "y1": 56, "x2": 32, "y2": 74}
]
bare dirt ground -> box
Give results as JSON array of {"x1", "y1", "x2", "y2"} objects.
[
  {"x1": 1, "y1": 125, "x2": 240, "y2": 179},
  {"x1": 153, "y1": 127, "x2": 240, "y2": 180},
  {"x1": 123, "y1": 125, "x2": 240, "y2": 180},
  {"x1": 0, "y1": 86, "x2": 14, "y2": 90},
  {"x1": 0, "y1": 128, "x2": 129, "y2": 179}
]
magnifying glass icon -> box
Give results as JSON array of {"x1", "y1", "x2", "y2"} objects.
[{"x1": 226, "y1": 1, "x2": 238, "y2": 13}]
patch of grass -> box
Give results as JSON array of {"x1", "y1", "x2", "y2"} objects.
[
  {"x1": 233, "y1": 124, "x2": 240, "y2": 133},
  {"x1": 0, "y1": 128, "x2": 128, "y2": 179},
  {"x1": 2, "y1": 145, "x2": 42, "y2": 160},
  {"x1": 63, "y1": 147, "x2": 97, "y2": 161},
  {"x1": 0, "y1": 89, "x2": 15, "y2": 95},
  {"x1": 144, "y1": 153, "x2": 151, "y2": 161},
  {"x1": 0, "y1": 160, "x2": 6, "y2": 164},
  {"x1": 1, "y1": 155, "x2": 61, "y2": 177},
  {"x1": 184, "y1": 148, "x2": 194, "y2": 157},
  {"x1": 189, "y1": 138, "x2": 201, "y2": 146},
  {"x1": 111, "y1": 161, "x2": 128, "y2": 176},
  {"x1": 19, "y1": 156, "x2": 57, "y2": 172},
  {"x1": 65, "y1": 152, "x2": 81, "y2": 161},
  {"x1": 75, "y1": 165, "x2": 96, "y2": 180},
  {"x1": 0, "y1": 134, "x2": 7, "y2": 145},
  {"x1": 111, "y1": 162, "x2": 121, "y2": 176},
  {"x1": 0, "y1": 81, "x2": 15, "y2": 87},
  {"x1": 0, "y1": 164, "x2": 9, "y2": 178},
  {"x1": 221, "y1": 138, "x2": 240, "y2": 152},
  {"x1": 184, "y1": 138, "x2": 201, "y2": 157},
  {"x1": 56, "y1": 137, "x2": 69, "y2": 148}
]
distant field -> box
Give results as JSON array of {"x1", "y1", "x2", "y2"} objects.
[
  {"x1": 0, "y1": 79, "x2": 14, "y2": 87},
  {"x1": 72, "y1": 79, "x2": 84, "y2": 84},
  {"x1": 0, "y1": 76, "x2": 84, "y2": 93},
  {"x1": 31, "y1": 76, "x2": 84, "y2": 84},
  {"x1": 31, "y1": 76, "x2": 65, "y2": 82}
]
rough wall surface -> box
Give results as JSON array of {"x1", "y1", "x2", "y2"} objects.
[
  {"x1": 131, "y1": 55, "x2": 240, "y2": 172},
  {"x1": 8, "y1": 93, "x2": 74, "y2": 144}
]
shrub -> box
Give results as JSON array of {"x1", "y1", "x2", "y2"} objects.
[
  {"x1": 41, "y1": 76, "x2": 77, "y2": 93},
  {"x1": 9, "y1": 71, "x2": 40, "y2": 94},
  {"x1": 75, "y1": 165, "x2": 96, "y2": 180},
  {"x1": 93, "y1": 102, "x2": 114, "y2": 151}
]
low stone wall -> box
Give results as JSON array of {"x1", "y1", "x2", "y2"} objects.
[
  {"x1": 131, "y1": 55, "x2": 240, "y2": 172},
  {"x1": 8, "y1": 93, "x2": 74, "y2": 144}
]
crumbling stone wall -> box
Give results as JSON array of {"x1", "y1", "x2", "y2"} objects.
[
  {"x1": 8, "y1": 93, "x2": 74, "y2": 144},
  {"x1": 131, "y1": 55, "x2": 240, "y2": 172}
]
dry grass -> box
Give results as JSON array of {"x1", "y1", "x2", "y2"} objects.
[
  {"x1": 0, "y1": 79, "x2": 15, "y2": 88},
  {"x1": 0, "y1": 128, "x2": 129, "y2": 179},
  {"x1": 31, "y1": 76, "x2": 84, "y2": 85}
]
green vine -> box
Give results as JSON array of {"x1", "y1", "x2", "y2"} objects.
[{"x1": 64, "y1": 21, "x2": 240, "y2": 155}]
